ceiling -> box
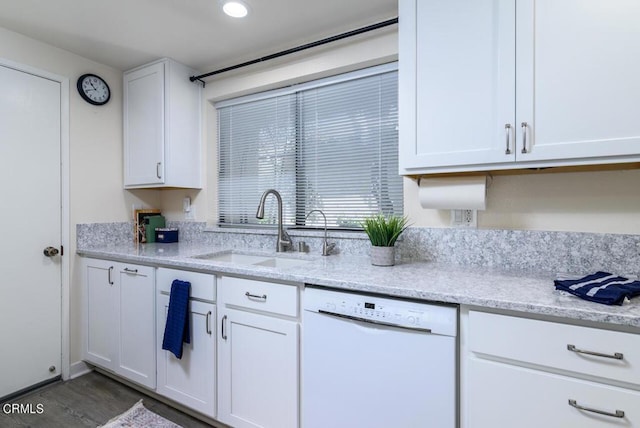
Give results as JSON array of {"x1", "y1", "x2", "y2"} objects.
[{"x1": 0, "y1": 0, "x2": 398, "y2": 75}]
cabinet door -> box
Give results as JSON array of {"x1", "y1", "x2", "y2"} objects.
[
  {"x1": 116, "y1": 264, "x2": 156, "y2": 389},
  {"x1": 157, "y1": 295, "x2": 216, "y2": 418},
  {"x1": 83, "y1": 259, "x2": 117, "y2": 370},
  {"x1": 399, "y1": 0, "x2": 515, "y2": 173},
  {"x1": 218, "y1": 307, "x2": 299, "y2": 428},
  {"x1": 466, "y1": 357, "x2": 640, "y2": 428},
  {"x1": 123, "y1": 61, "x2": 165, "y2": 187},
  {"x1": 516, "y1": 0, "x2": 640, "y2": 163}
]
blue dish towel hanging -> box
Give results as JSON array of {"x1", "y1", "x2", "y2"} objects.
[
  {"x1": 554, "y1": 271, "x2": 640, "y2": 306},
  {"x1": 162, "y1": 280, "x2": 191, "y2": 359}
]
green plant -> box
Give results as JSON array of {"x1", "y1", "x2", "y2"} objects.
[{"x1": 361, "y1": 215, "x2": 410, "y2": 247}]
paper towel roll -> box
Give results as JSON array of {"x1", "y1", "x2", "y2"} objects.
[{"x1": 418, "y1": 176, "x2": 487, "y2": 210}]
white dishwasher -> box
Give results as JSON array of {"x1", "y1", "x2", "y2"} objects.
[{"x1": 302, "y1": 286, "x2": 458, "y2": 428}]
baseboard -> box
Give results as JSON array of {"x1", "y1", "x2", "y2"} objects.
[{"x1": 68, "y1": 361, "x2": 93, "y2": 379}]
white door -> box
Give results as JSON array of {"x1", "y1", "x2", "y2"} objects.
[
  {"x1": 218, "y1": 307, "x2": 299, "y2": 428},
  {"x1": 84, "y1": 259, "x2": 117, "y2": 370},
  {"x1": 399, "y1": 0, "x2": 516, "y2": 173},
  {"x1": 117, "y1": 264, "x2": 156, "y2": 389},
  {"x1": 0, "y1": 63, "x2": 62, "y2": 398},
  {"x1": 123, "y1": 62, "x2": 165, "y2": 187},
  {"x1": 516, "y1": 0, "x2": 640, "y2": 163},
  {"x1": 157, "y1": 295, "x2": 216, "y2": 418}
]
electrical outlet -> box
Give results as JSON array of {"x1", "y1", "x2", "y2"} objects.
[
  {"x1": 185, "y1": 205, "x2": 196, "y2": 221},
  {"x1": 450, "y1": 209, "x2": 477, "y2": 228}
]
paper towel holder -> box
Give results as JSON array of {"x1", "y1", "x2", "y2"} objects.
[{"x1": 417, "y1": 173, "x2": 491, "y2": 212}]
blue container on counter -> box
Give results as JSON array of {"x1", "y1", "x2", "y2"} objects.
[{"x1": 155, "y1": 228, "x2": 179, "y2": 243}]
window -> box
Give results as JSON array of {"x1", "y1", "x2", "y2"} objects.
[{"x1": 217, "y1": 63, "x2": 402, "y2": 229}]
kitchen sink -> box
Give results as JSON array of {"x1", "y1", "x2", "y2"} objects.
[
  {"x1": 190, "y1": 250, "x2": 313, "y2": 268},
  {"x1": 192, "y1": 251, "x2": 272, "y2": 265},
  {"x1": 253, "y1": 257, "x2": 311, "y2": 268}
]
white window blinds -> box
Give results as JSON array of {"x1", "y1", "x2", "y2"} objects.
[{"x1": 217, "y1": 63, "x2": 402, "y2": 229}]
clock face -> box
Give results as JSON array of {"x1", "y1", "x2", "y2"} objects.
[{"x1": 77, "y1": 74, "x2": 111, "y2": 105}]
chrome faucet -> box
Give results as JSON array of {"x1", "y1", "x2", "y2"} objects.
[
  {"x1": 256, "y1": 189, "x2": 292, "y2": 252},
  {"x1": 305, "y1": 209, "x2": 335, "y2": 256}
]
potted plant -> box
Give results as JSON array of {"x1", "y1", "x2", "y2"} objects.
[{"x1": 362, "y1": 215, "x2": 410, "y2": 266}]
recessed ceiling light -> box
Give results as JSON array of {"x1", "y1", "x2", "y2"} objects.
[{"x1": 222, "y1": 0, "x2": 249, "y2": 18}]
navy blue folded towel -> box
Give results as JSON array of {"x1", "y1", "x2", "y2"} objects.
[
  {"x1": 162, "y1": 280, "x2": 191, "y2": 359},
  {"x1": 554, "y1": 271, "x2": 640, "y2": 306}
]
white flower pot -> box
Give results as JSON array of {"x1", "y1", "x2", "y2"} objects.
[{"x1": 370, "y1": 245, "x2": 395, "y2": 266}]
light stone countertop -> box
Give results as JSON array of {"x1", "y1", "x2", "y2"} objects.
[{"x1": 77, "y1": 242, "x2": 640, "y2": 330}]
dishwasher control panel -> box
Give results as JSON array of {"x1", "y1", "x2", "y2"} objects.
[{"x1": 304, "y1": 286, "x2": 457, "y2": 336}]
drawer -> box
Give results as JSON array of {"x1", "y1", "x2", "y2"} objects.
[
  {"x1": 469, "y1": 311, "x2": 640, "y2": 386},
  {"x1": 219, "y1": 276, "x2": 298, "y2": 317},
  {"x1": 467, "y1": 357, "x2": 640, "y2": 428},
  {"x1": 157, "y1": 268, "x2": 216, "y2": 302}
]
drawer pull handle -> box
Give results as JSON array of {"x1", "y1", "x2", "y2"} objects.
[
  {"x1": 206, "y1": 311, "x2": 212, "y2": 335},
  {"x1": 221, "y1": 315, "x2": 227, "y2": 340},
  {"x1": 245, "y1": 291, "x2": 267, "y2": 301},
  {"x1": 567, "y1": 344, "x2": 623, "y2": 360},
  {"x1": 504, "y1": 123, "x2": 512, "y2": 155},
  {"x1": 108, "y1": 266, "x2": 114, "y2": 285},
  {"x1": 123, "y1": 267, "x2": 138, "y2": 274},
  {"x1": 521, "y1": 122, "x2": 528, "y2": 154},
  {"x1": 568, "y1": 399, "x2": 625, "y2": 418}
]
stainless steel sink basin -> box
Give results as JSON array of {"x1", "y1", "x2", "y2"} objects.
[{"x1": 190, "y1": 250, "x2": 313, "y2": 268}]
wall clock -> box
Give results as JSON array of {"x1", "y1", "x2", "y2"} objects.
[{"x1": 77, "y1": 73, "x2": 111, "y2": 105}]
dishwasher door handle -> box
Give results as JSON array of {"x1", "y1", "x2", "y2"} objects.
[{"x1": 318, "y1": 310, "x2": 432, "y2": 333}]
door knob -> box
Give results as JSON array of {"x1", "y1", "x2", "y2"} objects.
[{"x1": 43, "y1": 246, "x2": 59, "y2": 257}]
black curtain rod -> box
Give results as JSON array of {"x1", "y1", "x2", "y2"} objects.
[{"x1": 190, "y1": 17, "x2": 398, "y2": 86}]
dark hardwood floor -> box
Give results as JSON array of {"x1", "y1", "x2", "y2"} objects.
[{"x1": 0, "y1": 371, "x2": 214, "y2": 427}]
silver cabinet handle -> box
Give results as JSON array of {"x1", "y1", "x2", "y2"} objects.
[
  {"x1": 221, "y1": 315, "x2": 227, "y2": 340},
  {"x1": 567, "y1": 344, "x2": 623, "y2": 360},
  {"x1": 206, "y1": 311, "x2": 212, "y2": 335},
  {"x1": 505, "y1": 124, "x2": 512, "y2": 155},
  {"x1": 521, "y1": 122, "x2": 528, "y2": 154},
  {"x1": 156, "y1": 162, "x2": 162, "y2": 179},
  {"x1": 108, "y1": 266, "x2": 114, "y2": 285},
  {"x1": 123, "y1": 267, "x2": 138, "y2": 274},
  {"x1": 568, "y1": 399, "x2": 625, "y2": 418},
  {"x1": 245, "y1": 291, "x2": 267, "y2": 301}
]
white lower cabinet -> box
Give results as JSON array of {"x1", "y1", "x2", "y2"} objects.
[
  {"x1": 463, "y1": 308, "x2": 640, "y2": 428},
  {"x1": 156, "y1": 268, "x2": 216, "y2": 419},
  {"x1": 217, "y1": 276, "x2": 300, "y2": 428},
  {"x1": 468, "y1": 357, "x2": 640, "y2": 428},
  {"x1": 84, "y1": 259, "x2": 117, "y2": 371},
  {"x1": 83, "y1": 258, "x2": 156, "y2": 389}
]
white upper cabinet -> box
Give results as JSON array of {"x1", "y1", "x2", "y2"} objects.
[
  {"x1": 516, "y1": 0, "x2": 640, "y2": 164},
  {"x1": 124, "y1": 58, "x2": 202, "y2": 188},
  {"x1": 399, "y1": 0, "x2": 515, "y2": 173},
  {"x1": 399, "y1": 0, "x2": 640, "y2": 175}
]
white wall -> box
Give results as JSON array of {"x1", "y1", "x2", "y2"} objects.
[
  {"x1": 0, "y1": 26, "x2": 160, "y2": 366},
  {"x1": 405, "y1": 170, "x2": 640, "y2": 233}
]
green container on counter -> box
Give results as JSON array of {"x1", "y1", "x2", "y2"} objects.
[{"x1": 145, "y1": 215, "x2": 165, "y2": 243}]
